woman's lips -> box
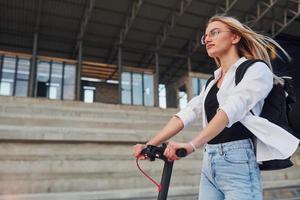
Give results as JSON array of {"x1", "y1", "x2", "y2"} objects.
[{"x1": 206, "y1": 44, "x2": 214, "y2": 49}]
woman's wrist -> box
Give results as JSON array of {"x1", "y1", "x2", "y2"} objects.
[
  {"x1": 146, "y1": 141, "x2": 157, "y2": 146},
  {"x1": 189, "y1": 141, "x2": 197, "y2": 152}
]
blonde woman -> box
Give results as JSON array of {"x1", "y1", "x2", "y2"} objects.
[{"x1": 133, "y1": 15, "x2": 299, "y2": 200}]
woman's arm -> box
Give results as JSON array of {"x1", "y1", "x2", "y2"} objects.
[
  {"x1": 133, "y1": 87, "x2": 205, "y2": 158},
  {"x1": 190, "y1": 109, "x2": 228, "y2": 148},
  {"x1": 163, "y1": 109, "x2": 229, "y2": 160},
  {"x1": 132, "y1": 116, "x2": 184, "y2": 158},
  {"x1": 147, "y1": 116, "x2": 184, "y2": 146},
  {"x1": 140, "y1": 109, "x2": 229, "y2": 160}
]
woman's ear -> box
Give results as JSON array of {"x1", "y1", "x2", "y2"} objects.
[{"x1": 231, "y1": 34, "x2": 241, "y2": 45}]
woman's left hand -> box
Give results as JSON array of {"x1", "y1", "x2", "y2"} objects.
[{"x1": 163, "y1": 141, "x2": 194, "y2": 161}]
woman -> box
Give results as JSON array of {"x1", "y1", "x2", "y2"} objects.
[{"x1": 133, "y1": 15, "x2": 299, "y2": 200}]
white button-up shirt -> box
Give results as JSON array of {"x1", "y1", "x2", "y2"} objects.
[{"x1": 176, "y1": 57, "x2": 299, "y2": 162}]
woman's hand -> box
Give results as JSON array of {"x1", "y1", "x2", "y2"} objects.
[
  {"x1": 132, "y1": 144, "x2": 146, "y2": 159},
  {"x1": 163, "y1": 141, "x2": 194, "y2": 161}
]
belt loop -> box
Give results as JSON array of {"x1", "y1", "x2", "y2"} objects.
[
  {"x1": 249, "y1": 138, "x2": 254, "y2": 150},
  {"x1": 219, "y1": 144, "x2": 224, "y2": 155}
]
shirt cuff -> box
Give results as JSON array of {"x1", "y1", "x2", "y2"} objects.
[
  {"x1": 218, "y1": 105, "x2": 234, "y2": 128},
  {"x1": 174, "y1": 109, "x2": 196, "y2": 128}
]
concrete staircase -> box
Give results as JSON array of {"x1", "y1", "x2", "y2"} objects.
[{"x1": 0, "y1": 96, "x2": 299, "y2": 200}]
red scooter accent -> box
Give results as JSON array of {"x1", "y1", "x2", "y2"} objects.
[
  {"x1": 136, "y1": 157, "x2": 162, "y2": 191},
  {"x1": 136, "y1": 144, "x2": 187, "y2": 200}
]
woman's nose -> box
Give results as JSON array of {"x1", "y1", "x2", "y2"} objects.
[{"x1": 205, "y1": 35, "x2": 212, "y2": 45}]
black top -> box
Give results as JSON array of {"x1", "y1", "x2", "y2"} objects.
[{"x1": 204, "y1": 83, "x2": 253, "y2": 144}]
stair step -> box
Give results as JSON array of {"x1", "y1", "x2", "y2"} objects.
[
  {"x1": 0, "y1": 96, "x2": 299, "y2": 199},
  {"x1": 0, "y1": 186, "x2": 198, "y2": 200},
  {"x1": 0, "y1": 115, "x2": 201, "y2": 131},
  {"x1": 0, "y1": 96, "x2": 179, "y2": 115},
  {"x1": 0, "y1": 125, "x2": 198, "y2": 143},
  {"x1": 0, "y1": 105, "x2": 173, "y2": 121},
  {"x1": 0, "y1": 171, "x2": 200, "y2": 194}
]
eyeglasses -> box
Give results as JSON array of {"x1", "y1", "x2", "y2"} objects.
[{"x1": 201, "y1": 29, "x2": 231, "y2": 45}]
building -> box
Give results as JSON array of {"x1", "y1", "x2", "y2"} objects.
[
  {"x1": 1, "y1": 0, "x2": 298, "y2": 110},
  {"x1": 1, "y1": 0, "x2": 300, "y2": 199}
]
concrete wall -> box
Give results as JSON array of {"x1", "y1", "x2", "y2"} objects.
[
  {"x1": 94, "y1": 82, "x2": 118, "y2": 104},
  {"x1": 81, "y1": 81, "x2": 119, "y2": 104}
]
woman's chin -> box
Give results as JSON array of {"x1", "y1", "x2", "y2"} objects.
[{"x1": 207, "y1": 51, "x2": 217, "y2": 58}]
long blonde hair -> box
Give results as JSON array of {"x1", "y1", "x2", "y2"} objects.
[{"x1": 206, "y1": 15, "x2": 291, "y2": 82}]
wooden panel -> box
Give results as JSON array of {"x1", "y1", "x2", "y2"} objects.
[{"x1": 83, "y1": 66, "x2": 116, "y2": 72}]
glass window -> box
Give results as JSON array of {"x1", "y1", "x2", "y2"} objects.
[
  {"x1": 37, "y1": 61, "x2": 50, "y2": 82},
  {"x1": 192, "y1": 77, "x2": 207, "y2": 97},
  {"x1": 144, "y1": 74, "x2": 154, "y2": 106},
  {"x1": 0, "y1": 56, "x2": 16, "y2": 96},
  {"x1": 49, "y1": 62, "x2": 63, "y2": 99},
  {"x1": 15, "y1": 58, "x2": 30, "y2": 97},
  {"x1": 121, "y1": 72, "x2": 131, "y2": 104},
  {"x1": 0, "y1": 55, "x2": 75, "y2": 100},
  {"x1": 49, "y1": 84, "x2": 58, "y2": 99},
  {"x1": 37, "y1": 60, "x2": 50, "y2": 97},
  {"x1": 37, "y1": 60, "x2": 76, "y2": 100},
  {"x1": 192, "y1": 77, "x2": 198, "y2": 97},
  {"x1": 132, "y1": 73, "x2": 142, "y2": 105},
  {"x1": 159, "y1": 84, "x2": 166, "y2": 109},
  {"x1": 83, "y1": 86, "x2": 95, "y2": 103},
  {"x1": 121, "y1": 72, "x2": 154, "y2": 106},
  {"x1": 0, "y1": 82, "x2": 10, "y2": 96},
  {"x1": 63, "y1": 64, "x2": 76, "y2": 100}
]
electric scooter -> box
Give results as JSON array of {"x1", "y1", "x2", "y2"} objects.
[{"x1": 136, "y1": 143, "x2": 187, "y2": 200}]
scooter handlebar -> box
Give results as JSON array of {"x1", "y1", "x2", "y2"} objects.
[{"x1": 141, "y1": 144, "x2": 187, "y2": 161}]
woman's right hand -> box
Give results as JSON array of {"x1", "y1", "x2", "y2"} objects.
[{"x1": 132, "y1": 144, "x2": 146, "y2": 159}]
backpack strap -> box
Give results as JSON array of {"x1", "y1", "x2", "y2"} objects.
[
  {"x1": 206, "y1": 59, "x2": 268, "y2": 90},
  {"x1": 205, "y1": 75, "x2": 215, "y2": 90},
  {"x1": 235, "y1": 59, "x2": 268, "y2": 85},
  {"x1": 235, "y1": 59, "x2": 269, "y2": 116}
]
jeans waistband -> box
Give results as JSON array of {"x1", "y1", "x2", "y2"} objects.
[{"x1": 204, "y1": 139, "x2": 254, "y2": 154}]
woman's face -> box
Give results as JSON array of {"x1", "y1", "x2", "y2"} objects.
[{"x1": 203, "y1": 21, "x2": 238, "y2": 58}]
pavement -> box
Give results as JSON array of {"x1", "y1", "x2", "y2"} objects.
[{"x1": 263, "y1": 186, "x2": 300, "y2": 200}]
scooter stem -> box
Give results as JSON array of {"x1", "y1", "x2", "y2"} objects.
[{"x1": 157, "y1": 160, "x2": 174, "y2": 200}]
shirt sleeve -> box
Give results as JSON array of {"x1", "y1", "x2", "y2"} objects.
[
  {"x1": 219, "y1": 62, "x2": 273, "y2": 128},
  {"x1": 174, "y1": 84, "x2": 206, "y2": 128}
]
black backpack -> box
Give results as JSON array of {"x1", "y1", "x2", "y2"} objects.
[{"x1": 205, "y1": 59, "x2": 297, "y2": 171}]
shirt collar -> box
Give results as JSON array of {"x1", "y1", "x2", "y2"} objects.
[
  {"x1": 213, "y1": 57, "x2": 247, "y2": 79},
  {"x1": 234, "y1": 56, "x2": 247, "y2": 69}
]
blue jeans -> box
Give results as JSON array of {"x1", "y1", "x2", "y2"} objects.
[{"x1": 198, "y1": 139, "x2": 262, "y2": 200}]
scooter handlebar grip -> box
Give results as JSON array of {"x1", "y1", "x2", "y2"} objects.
[{"x1": 176, "y1": 148, "x2": 187, "y2": 157}]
